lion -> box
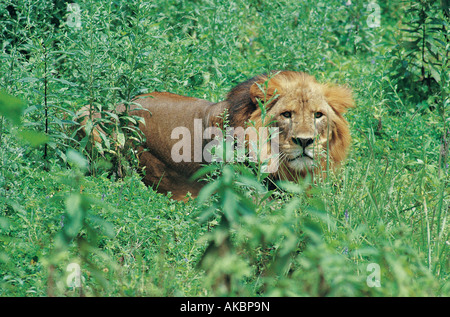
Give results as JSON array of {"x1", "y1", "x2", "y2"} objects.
[{"x1": 80, "y1": 71, "x2": 354, "y2": 201}]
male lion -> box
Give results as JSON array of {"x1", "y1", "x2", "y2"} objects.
[{"x1": 81, "y1": 71, "x2": 354, "y2": 201}]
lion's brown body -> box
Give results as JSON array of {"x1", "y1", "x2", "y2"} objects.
[
  {"x1": 129, "y1": 92, "x2": 228, "y2": 199},
  {"x1": 81, "y1": 71, "x2": 354, "y2": 201}
]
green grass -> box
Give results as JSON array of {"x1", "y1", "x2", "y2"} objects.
[{"x1": 0, "y1": 0, "x2": 448, "y2": 296}]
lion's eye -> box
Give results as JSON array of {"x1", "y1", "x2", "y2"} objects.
[
  {"x1": 314, "y1": 112, "x2": 324, "y2": 119},
  {"x1": 281, "y1": 111, "x2": 292, "y2": 118}
]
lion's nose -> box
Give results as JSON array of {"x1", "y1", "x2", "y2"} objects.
[{"x1": 292, "y1": 137, "x2": 313, "y2": 148}]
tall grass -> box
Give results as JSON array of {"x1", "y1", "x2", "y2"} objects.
[{"x1": 0, "y1": 0, "x2": 448, "y2": 296}]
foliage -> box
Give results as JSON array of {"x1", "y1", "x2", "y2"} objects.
[
  {"x1": 388, "y1": 0, "x2": 449, "y2": 102},
  {"x1": 0, "y1": 0, "x2": 448, "y2": 297}
]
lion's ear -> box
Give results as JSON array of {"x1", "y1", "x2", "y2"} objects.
[
  {"x1": 249, "y1": 79, "x2": 281, "y2": 106},
  {"x1": 323, "y1": 84, "x2": 355, "y2": 114}
]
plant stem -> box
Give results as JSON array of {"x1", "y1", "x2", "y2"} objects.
[
  {"x1": 421, "y1": 5, "x2": 426, "y2": 81},
  {"x1": 43, "y1": 42, "x2": 49, "y2": 163}
]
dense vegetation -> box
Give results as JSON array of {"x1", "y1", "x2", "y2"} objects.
[{"x1": 0, "y1": 0, "x2": 448, "y2": 296}]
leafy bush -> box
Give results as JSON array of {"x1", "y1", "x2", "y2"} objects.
[{"x1": 0, "y1": 0, "x2": 448, "y2": 297}]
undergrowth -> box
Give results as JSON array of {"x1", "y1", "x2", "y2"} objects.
[{"x1": 0, "y1": 0, "x2": 448, "y2": 296}]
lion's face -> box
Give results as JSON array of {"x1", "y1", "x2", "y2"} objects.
[
  {"x1": 270, "y1": 88, "x2": 333, "y2": 171},
  {"x1": 242, "y1": 71, "x2": 354, "y2": 178}
]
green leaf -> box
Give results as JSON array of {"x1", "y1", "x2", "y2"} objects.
[
  {"x1": 302, "y1": 220, "x2": 324, "y2": 245},
  {"x1": 191, "y1": 165, "x2": 220, "y2": 181},
  {"x1": 117, "y1": 131, "x2": 125, "y2": 147},
  {"x1": 429, "y1": 64, "x2": 441, "y2": 83},
  {"x1": 196, "y1": 180, "x2": 220, "y2": 204},
  {"x1": 64, "y1": 194, "x2": 85, "y2": 239},
  {"x1": 105, "y1": 112, "x2": 119, "y2": 121},
  {"x1": 122, "y1": 116, "x2": 137, "y2": 124},
  {"x1": 84, "y1": 119, "x2": 93, "y2": 136},
  {"x1": 99, "y1": 131, "x2": 110, "y2": 150},
  {"x1": 18, "y1": 129, "x2": 49, "y2": 147},
  {"x1": 0, "y1": 91, "x2": 26, "y2": 125},
  {"x1": 67, "y1": 149, "x2": 88, "y2": 171},
  {"x1": 275, "y1": 180, "x2": 305, "y2": 194},
  {"x1": 50, "y1": 77, "x2": 78, "y2": 87},
  {"x1": 401, "y1": 38, "x2": 421, "y2": 50},
  {"x1": 236, "y1": 174, "x2": 266, "y2": 193},
  {"x1": 284, "y1": 197, "x2": 302, "y2": 214},
  {"x1": 222, "y1": 189, "x2": 238, "y2": 223}
]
